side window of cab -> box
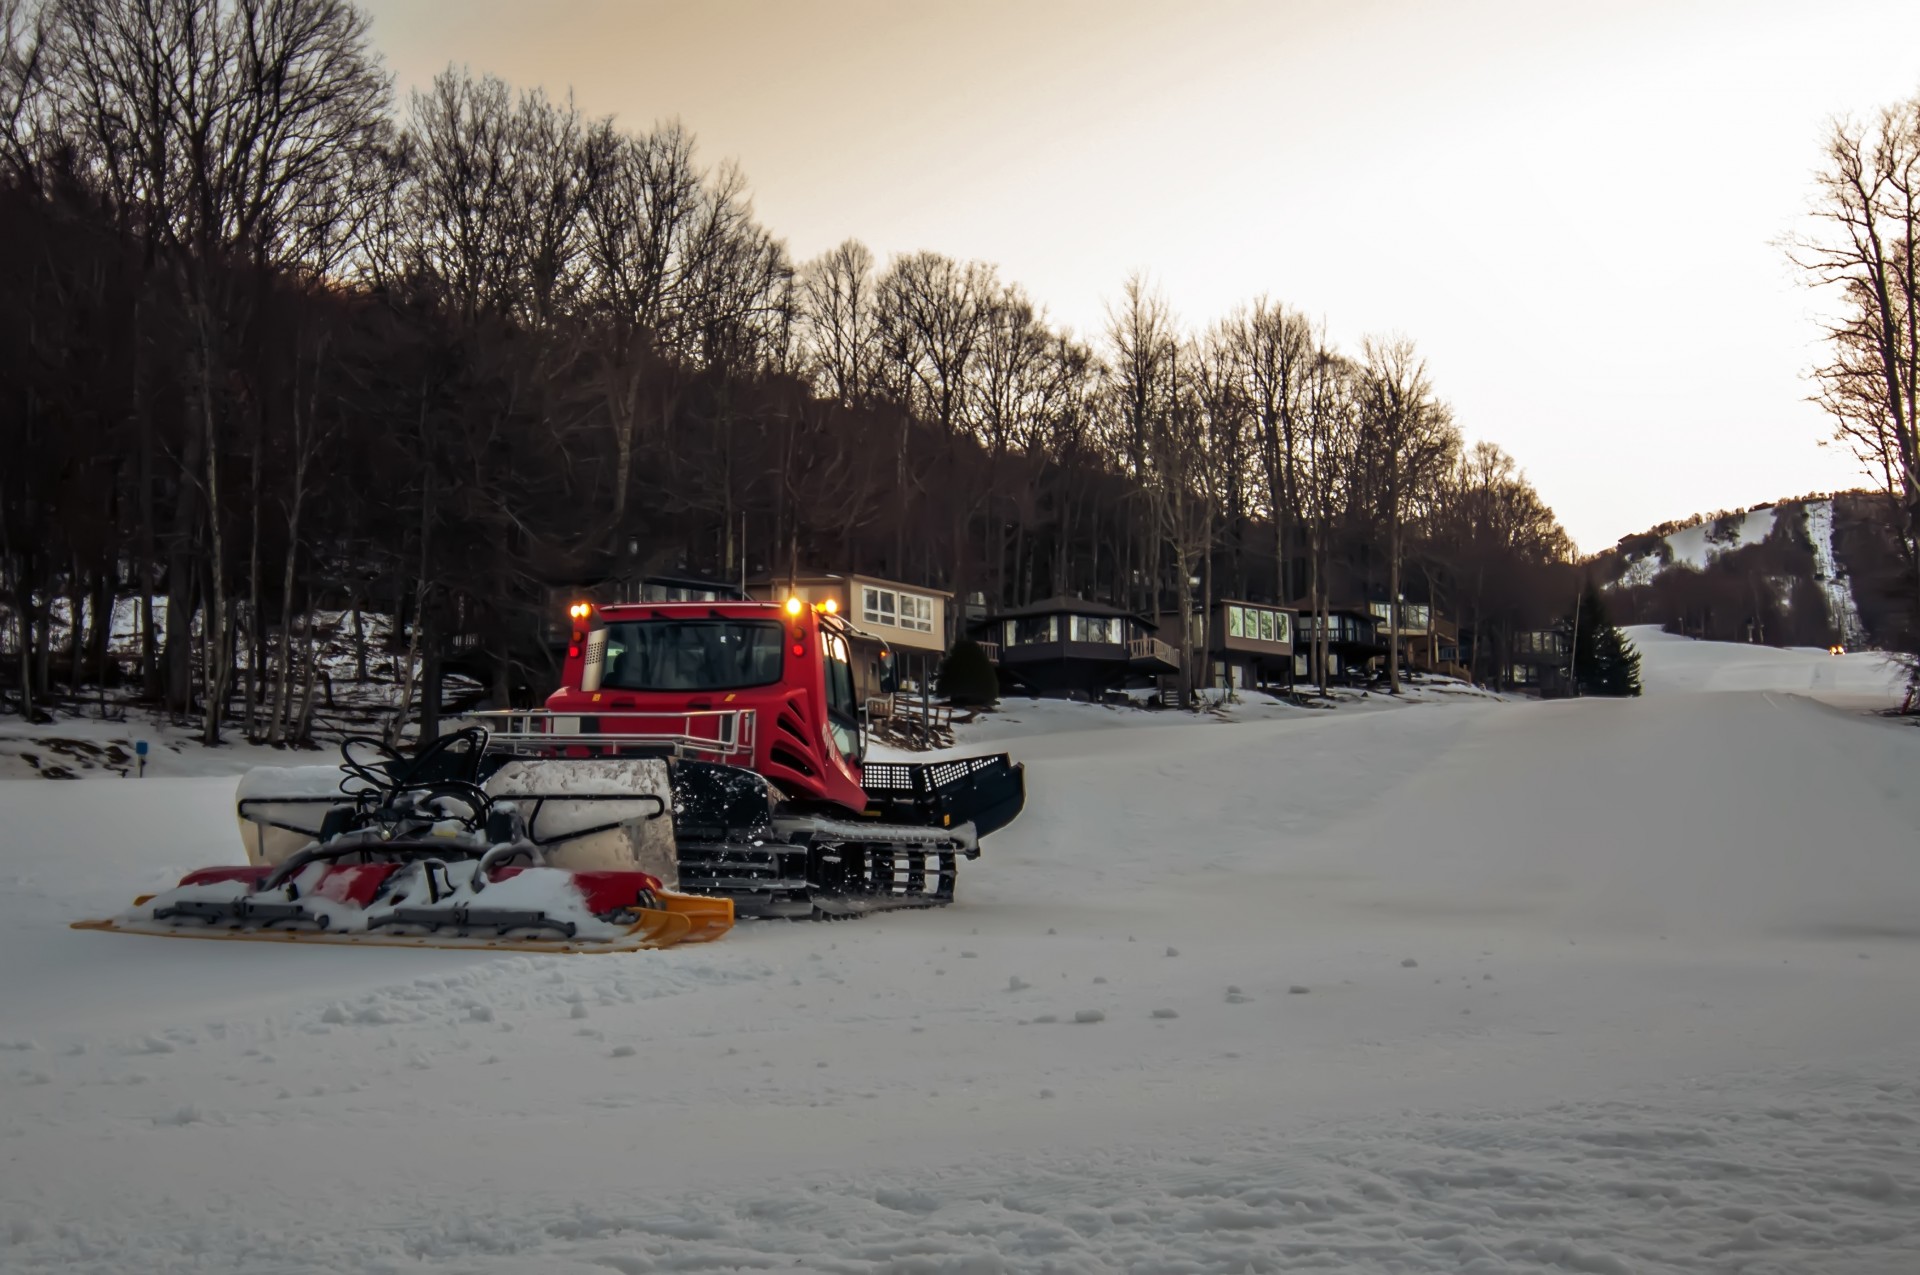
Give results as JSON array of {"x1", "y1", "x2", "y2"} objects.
[{"x1": 822, "y1": 631, "x2": 862, "y2": 762}]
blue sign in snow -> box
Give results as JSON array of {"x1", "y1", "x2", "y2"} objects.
[{"x1": 134, "y1": 740, "x2": 149, "y2": 757}]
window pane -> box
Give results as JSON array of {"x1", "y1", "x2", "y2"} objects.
[
  {"x1": 1227, "y1": 607, "x2": 1243, "y2": 638},
  {"x1": 601, "y1": 620, "x2": 785, "y2": 691},
  {"x1": 1259, "y1": 610, "x2": 1274, "y2": 642},
  {"x1": 898, "y1": 593, "x2": 928, "y2": 632}
]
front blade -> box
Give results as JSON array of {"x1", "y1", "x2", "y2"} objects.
[
  {"x1": 70, "y1": 908, "x2": 692, "y2": 953},
  {"x1": 654, "y1": 891, "x2": 734, "y2": 943}
]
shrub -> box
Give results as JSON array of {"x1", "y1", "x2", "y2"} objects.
[{"x1": 937, "y1": 638, "x2": 999, "y2": 707}]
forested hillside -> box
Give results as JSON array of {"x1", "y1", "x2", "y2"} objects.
[
  {"x1": 0, "y1": 0, "x2": 1577, "y2": 741},
  {"x1": 1594, "y1": 491, "x2": 1911, "y2": 649}
]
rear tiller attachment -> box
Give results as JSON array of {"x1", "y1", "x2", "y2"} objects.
[{"x1": 75, "y1": 729, "x2": 731, "y2": 952}]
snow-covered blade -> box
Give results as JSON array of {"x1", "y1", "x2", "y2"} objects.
[{"x1": 73, "y1": 859, "x2": 714, "y2": 952}]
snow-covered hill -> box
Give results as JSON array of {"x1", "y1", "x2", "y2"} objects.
[
  {"x1": 1614, "y1": 503, "x2": 1779, "y2": 587},
  {"x1": 2, "y1": 635, "x2": 1917, "y2": 1272},
  {"x1": 1605, "y1": 496, "x2": 1871, "y2": 646}
]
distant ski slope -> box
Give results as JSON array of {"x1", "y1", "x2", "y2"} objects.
[
  {"x1": 1806, "y1": 497, "x2": 1868, "y2": 645},
  {"x1": 1615, "y1": 504, "x2": 1779, "y2": 588},
  {"x1": 1610, "y1": 497, "x2": 1868, "y2": 643}
]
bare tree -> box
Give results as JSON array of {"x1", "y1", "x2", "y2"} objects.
[
  {"x1": 1104, "y1": 272, "x2": 1180, "y2": 616},
  {"x1": 1793, "y1": 96, "x2": 1920, "y2": 655},
  {"x1": 0, "y1": 0, "x2": 51, "y2": 179},
  {"x1": 403, "y1": 68, "x2": 521, "y2": 322},
  {"x1": 1235, "y1": 299, "x2": 1312, "y2": 603},
  {"x1": 1355, "y1": 336, "x2": 1457, "y2": 693},
  {"x1": 1193, "y1": 324, "x2": 1253, "y2": 687},
  {"x1": 877, "y1": 250, "x2": 993, "y2": 597},
  {"x1": 578, "y1": 118, "x2": 702, "y2": 527},
  {"x1": 799, "y1": 238, "x2": 879, "y2": 406},
  {"x1": 969, "y1": 282, "x2": 1072, "y2": 605},
  {"x1": 1299, "y1": 339, "x2": 1356, "y2": 693}
]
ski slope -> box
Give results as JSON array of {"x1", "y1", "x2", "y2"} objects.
[
  {"x1": 3, "y1": 633, "x2": 1919, "y2": 1273},
  {"x1": 1616, "y1": 506, "x2": 1780, "y2": 588},
  {"x1": 1610, "y1": 499, "x2": 1871, "y2": 652},
  {"x1": 1806, "y1": 498, "x2": 1869, "y2": 647}
]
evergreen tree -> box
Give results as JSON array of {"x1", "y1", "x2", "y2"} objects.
[
  {"x1": 1570, "y1": 580, "x2": 1643, "y2": 697},
  {"x1": 937, "y1": 639, "x2": 1000, "y2": 707}
]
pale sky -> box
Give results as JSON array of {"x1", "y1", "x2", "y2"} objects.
[{"x1": 364, "y1": 0, "x2": 1920, "y2": 554}]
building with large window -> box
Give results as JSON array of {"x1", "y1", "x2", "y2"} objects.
[
  {"x1": 1505, "y1": 626, "x2": 1572, "y2": 695},
  {"x1": 1157, "y1": 600, "x2": 1299, "y2": 691},
  {"x1": 974, "y1": 596, "x2": 1177, "y2": 697},
  {"x1": 1286, "y1": 602, "x2": 1388, "y2": 685},
  {"x1": 748, "y1": 571, "x2": 951, "y2": 701},
  {"x1": 1357, "y1": 598, "x2": 1466, "y2": 680}
]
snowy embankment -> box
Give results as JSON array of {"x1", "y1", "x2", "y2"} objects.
[
  {"x1": 3, "y1": 633, "x2": 1920, "y2": 1272},
  {"x1": 0, "y1": 603, "x2": 482, "y2": 779}
]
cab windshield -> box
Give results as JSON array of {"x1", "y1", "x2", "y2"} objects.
[{"x1": 599, "y1": 620, "x2": 785, "y2": 691}]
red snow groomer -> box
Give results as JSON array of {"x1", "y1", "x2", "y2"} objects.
[
  {"x1": 77, "y1": 597, "x2": 1023, "y2": 951},
  {"x1": 516, "y1": 596, "x2": 1025, "y2": 917}
]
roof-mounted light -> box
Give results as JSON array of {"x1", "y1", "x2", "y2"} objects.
[
  {"x1": 785, "y1": 596, "x2": 803, "y2": 616},
  {"x1": 568, "y1": 601, "x2": 592, "y2": 620},
  {"x1": 822, "y1": 598, "x2": 838, "y2": 614}
]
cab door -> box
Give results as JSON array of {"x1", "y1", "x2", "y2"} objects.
[{"x1": 821, "y1": 628, "x2": 864, "y2": 764}]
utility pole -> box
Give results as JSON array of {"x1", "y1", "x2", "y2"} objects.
[{"x1": 1568, "y1": 586, "x2": 1581, "y2": 698}]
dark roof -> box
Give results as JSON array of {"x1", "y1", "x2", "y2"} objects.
[
  {"x1": 983, "y1": 594, "x2": 1155, "y2": 627},
  {"x1": 745, "y1": 570, "x2": 952, "y2": 597}
]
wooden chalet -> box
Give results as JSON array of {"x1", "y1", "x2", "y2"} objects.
[
  {"x1": 976, "y1": 595, "x2": 1177, "y2": 697},
  {"x1": 1287, "y1": 601, "x2": 1388, "y2": 685}
]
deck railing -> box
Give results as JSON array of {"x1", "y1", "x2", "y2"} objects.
[{"x1": 1128, "y1": 635, "x2": 1178, "y2": 666}]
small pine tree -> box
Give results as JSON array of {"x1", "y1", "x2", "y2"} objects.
[
  {"x1": 1570, "y1": 580, "x2": 1643, "y2": 697},
  {"x1": 937, "y1": 638, "x2": 999, "y2": 707}
]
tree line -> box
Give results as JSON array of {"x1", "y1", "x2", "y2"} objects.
[{"x1": 0, "y1": 0, "x2": 1579, "y2": 741}]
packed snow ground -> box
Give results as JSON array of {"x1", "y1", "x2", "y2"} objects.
[{"x1": 3, "y1": 630, "x2": 1919, "y2": 1272}]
